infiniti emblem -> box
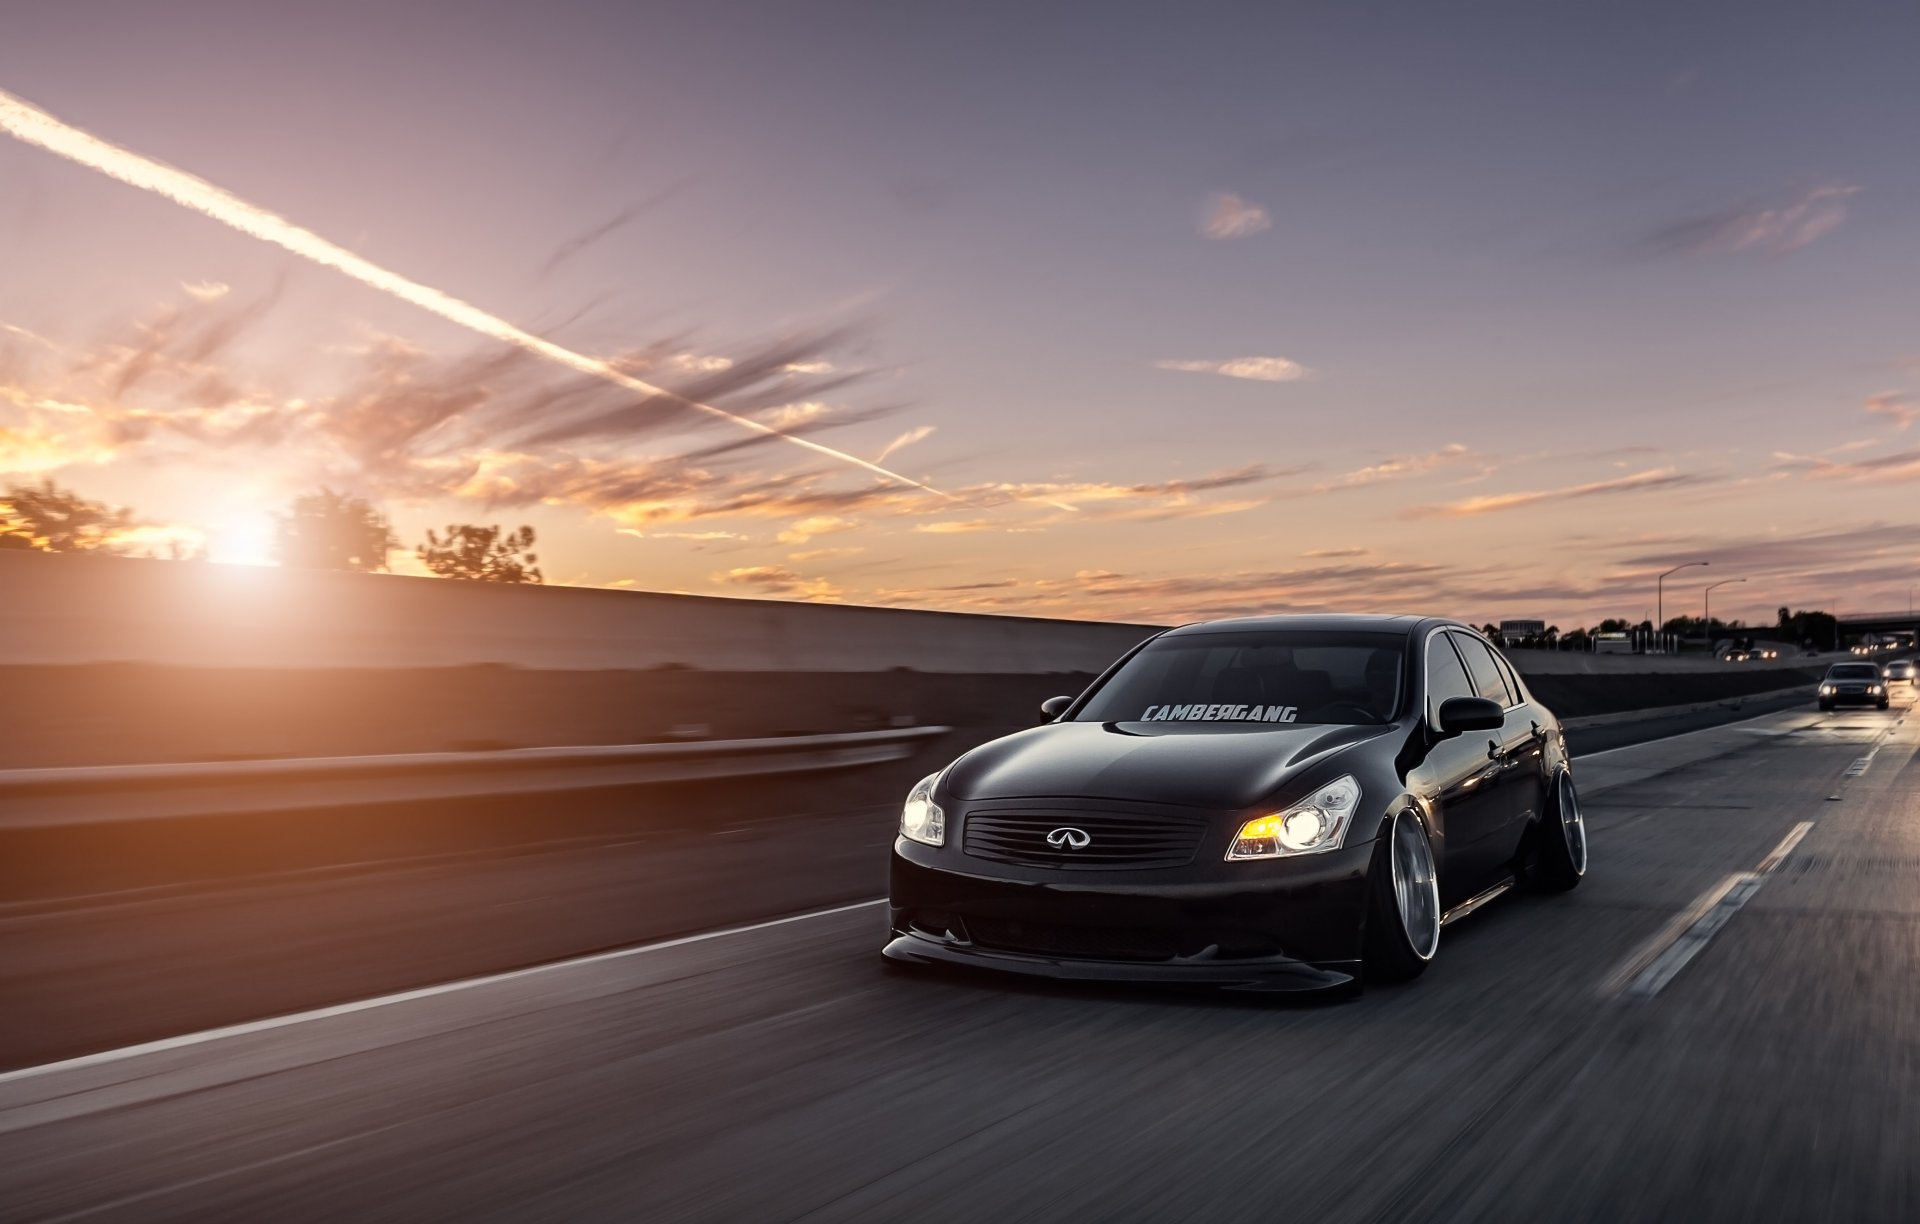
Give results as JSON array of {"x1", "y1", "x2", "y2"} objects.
[{"x1": 1046, "y1": 827, "x2": 1092, "y2": 850}]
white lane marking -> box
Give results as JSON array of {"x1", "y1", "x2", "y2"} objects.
[
  {"x1": 1598, "y1": 873, "x2": 1745, "y2": 996},
  {"x1": 0, "y1": 898, "x2": 885, "y2": 1087},
  {"x1": 1844, "y1": 747, "x2": 1878, "y2": 778},
  {"x1": 1753, "y1": 820, "x2": 1814, "y2": 874},
  {"x1": 1607, "y1": 821, "x2": 1816, "y2": 1000}
]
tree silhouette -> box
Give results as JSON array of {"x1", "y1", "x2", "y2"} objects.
[
  {"x1": 274, "y1": 488, "x2": 396, "y2": 572},
  {"x1": 416, "y1": 523, "x2": 543, "y2": 584},
  {"x1": 0, "y1": 479, "x2": 134, "y2": 553}
]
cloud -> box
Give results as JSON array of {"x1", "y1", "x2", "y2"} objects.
[
  {"x1": 537, "y1": 188, "x2": 682, "y2": 278},
  {"x1": 775, "y1": 514, "x2": 859, "y2": 544},
  {"x1": 913, "y1": 519, "x2": 999, "y2": 534},
  {"x1": 668, "y1": 352, "x2": 735, "y2": 374},
  {"x1": 618, "y1": 528, "x2": 746, "y2": 543},
  {"x1": 787, "y1": 545, "x2": 864, "y2": 562},
  {"x1": 1780, "y1": 448, "x2": 1920, "y2": 485},
  {"x1": 1648, "y1": 183, "x2": 1860, "y2": 256},
  {"x1": 1154, "y1": 357, "x2": 1307, "y2": 383},
  {"x1": 1864, "y1": 392, "x2": 1916, "y2": 431},
  {"x1": 0, "y1": 85, "x2": 955, "y2": 501},
  {"x1": 1302, "y1": 547, "x2": 1370, "y2": 559},
  {"x1": 714, "y1": 565, "x2": 841, "y2": 601},
  {"x1": 1200, "y1": 193, "x2": 1271, "y2": 240},
  {"x1": 1323, "y1": 444, "x2": 1474, "y2": 489},
  {"x1": 0, "y1": 422, "x2": 113, "y2": 473},
  {"x1": 181, "y1": 281, "x2": 230, "y2": 302},
  {"x1": 1405, "y1": 467, "x2": 1711, "y2": 517},
  {"x1": 875, "y1": 424, "x2": 935, "y2": 464}
]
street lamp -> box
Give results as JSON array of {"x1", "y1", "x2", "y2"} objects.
[
  {"x1": 1704, "y1": 578, "x2": 1745, "y2": 653},
  {"x1": 1657, "y1": 561, "x2": 1709, "y2": 653}
]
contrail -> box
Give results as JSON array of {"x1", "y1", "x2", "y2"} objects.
[{"x1": 0, "y1": 87, "x2": 958, "y2": 501}]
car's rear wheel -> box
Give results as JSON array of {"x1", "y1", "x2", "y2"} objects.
[
  {"x1": 1524, "y1": 770, "x2": 1586, "y2": 892},
  {"x1": 1364, "y1": 809, "x2": 1438, "y2": 982}
]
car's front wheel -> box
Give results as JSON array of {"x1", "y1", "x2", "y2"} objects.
[{"x1": 1364, "y1": 809, "x2": 1439, "y2": 982}]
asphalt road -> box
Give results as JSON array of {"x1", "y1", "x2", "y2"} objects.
[{"x1": 3, "y1": 690, "x2": 1915, "y2": 1222}]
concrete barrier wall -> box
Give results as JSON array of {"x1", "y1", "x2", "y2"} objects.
[{"x1": 0, "y1": 551, "x2": 1159, "y2": 674}]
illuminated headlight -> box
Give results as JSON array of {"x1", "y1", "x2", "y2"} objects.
[
  {"x1": 1227, "y1": 776, "x2": 1361, "y2": 860},
  {"x1": 900, "y1": 771, "x2": 946, "y2": 846},
  {"x1": 1868, "y1": 684, "x2": 1884, "y2": 694},
  {"x1": 1821, "y1": 684, "x2": 1836, "y2": 694}
]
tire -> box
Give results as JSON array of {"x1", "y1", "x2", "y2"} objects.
[
  {"x1": 1879, "y1": 700, "x2": 1891, "y2": 710},
  {"x1": 1525, "y1": 770, "x2": 1587, "y2": 893},
  {"x1": 1364, "y1": 809, "x2": 1439, "y2": 983},
  {"x1": 1818, "y1": 701, "x2": 1832, "y2": 712}
]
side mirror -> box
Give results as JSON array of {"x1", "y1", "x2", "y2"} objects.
[
  {"x1": 1039, "y1": 695, "x2": 1074, "y2": 723},
  {"x1": 1435, "y1": 695, "x2": 1504, "y2": 736}
]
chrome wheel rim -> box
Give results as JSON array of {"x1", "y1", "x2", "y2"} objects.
[
  {"x1": 1389, "y1": 811, "x2": 1440, "y2": 960},
  {"x1": 1559, "y1": 773, "x2": 1587, "y2": 875}
]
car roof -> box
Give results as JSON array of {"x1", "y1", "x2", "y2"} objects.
[{"x1": 1160, "y1": 613, "x2": 1438, "y2": 639}]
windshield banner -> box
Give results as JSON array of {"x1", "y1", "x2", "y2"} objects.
[{"x1": 1140, "y1": 703, "x2": 1298, "y2": 723}]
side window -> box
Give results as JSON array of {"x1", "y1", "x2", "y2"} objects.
[
  {"x1": 1451, "y1": 632, "x2": 1515, "y2": 706},
  {"x1": 1425, "y1": 633, "x2": 1476, "y2": 722},
  {"x1": 1491, "y1": 649, "x2": 1527, "y2": 706}
]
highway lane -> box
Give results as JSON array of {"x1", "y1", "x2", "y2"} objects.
[
  {"x1": 0, "y1": 691, "x2": 1819, "y2": 1072},
  {"x1": 2, "y1": 697, "x2": 1914, "y2": 1222}
]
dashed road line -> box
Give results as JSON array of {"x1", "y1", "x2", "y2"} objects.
[{"x1": 1603, "y1": 821, "x2": 1816, "y2": 1000}]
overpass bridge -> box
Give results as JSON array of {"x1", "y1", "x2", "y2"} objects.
[{"x1": 1837, "y1": 607, "x2": 1920, "y2": 637}]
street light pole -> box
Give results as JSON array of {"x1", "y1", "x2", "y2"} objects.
[
  {"x1": 1705, "y1": 578, "x2": 1745, "y2": 654},
  {"x1": 1657, "y1": 561, "x2": 1709, "y2": 653}
]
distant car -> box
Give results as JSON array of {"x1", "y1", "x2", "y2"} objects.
[
  {"x1": 1750, "y1": 647, "x2": 1779, "y2": 660},
  {"x1": 885, "y1": 615, "x2": 1585, "y2": 994},
  {"x1": 1724, "y1": 649, "x2": 1751, "y2": 662},
  {"x1": 1819, "y1": 662, "x2": 1889, "y2": 711},
  {"x1": 1885, "y1": 660, "x2": 1916, "y2": 685}
]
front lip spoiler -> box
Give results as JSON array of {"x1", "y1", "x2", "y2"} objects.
[{"x1": 881, "y1": 931, "x2": 1357, "y2": 993}]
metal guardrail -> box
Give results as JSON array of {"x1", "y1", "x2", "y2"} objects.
[{"x1": 0, "y1": 726, "x2": 952, "y2": 830}]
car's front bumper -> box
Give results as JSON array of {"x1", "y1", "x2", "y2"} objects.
[
  {"x1": 884, "y1": 837, "x2": 1375, "y2": 992},
  {"x1": 1821, "y1": 689, "x2": 1887, "y2": 705}
]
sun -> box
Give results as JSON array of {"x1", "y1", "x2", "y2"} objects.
[{"x1": 206, "y1": 513, "x2": 277, "y2": 567}]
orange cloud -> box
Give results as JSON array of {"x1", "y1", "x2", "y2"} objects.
[
  {"x1": 1864, "y1": 392, "x2": 1916, "y2": 431},
  {"x1": 1405, "y1": 468, "x2": 1710, "y2": 517},
  {"x1": 714, "y1": 565, "x2": 842, "y2": 601}
]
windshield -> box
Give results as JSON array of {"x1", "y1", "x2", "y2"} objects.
[
  {"x1": 1829, "y1": 664, "x2": 1879, "y2": 679},
  {"x1": 1072, "y1": 630, "x2": 1406, "y2": 726}
]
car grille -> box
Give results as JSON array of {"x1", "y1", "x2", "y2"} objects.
[{"x1": 960, "y1": 802, "x2": 1210, "y2": 870}]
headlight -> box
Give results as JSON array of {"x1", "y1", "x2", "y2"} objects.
[
  {"x1": 900, "y1": 771, "x2": 946, "y2": 846},
  {"x1": 1227, "y1": 776, "x2": 1361, "y2": 860},
  {"x1": 1821, "y1": 684, "x2": 1836, "y2": 694},
  {"x1": 1869, "y1": 684, "x2": 1883, "y2": 694}
]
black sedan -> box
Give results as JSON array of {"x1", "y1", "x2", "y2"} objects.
[
  {"x1": 1818, "y1": 661, "x2": 1889, "y2": 710},
  {"x1": 883, "y1": 615, "x2": 1586, "y2": 993}
]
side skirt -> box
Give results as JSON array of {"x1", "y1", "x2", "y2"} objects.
[{"x1": 1441, "y1": 877, "x2": 1514, "y2": 927}]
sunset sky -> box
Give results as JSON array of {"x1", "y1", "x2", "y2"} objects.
[{"x1": 3, "y1": 2, "x2": 1918, "y2": 627}]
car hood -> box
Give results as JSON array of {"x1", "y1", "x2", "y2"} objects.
[{"x1": 945, "y1": 720, "x2": 1395, "y2": 812}]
